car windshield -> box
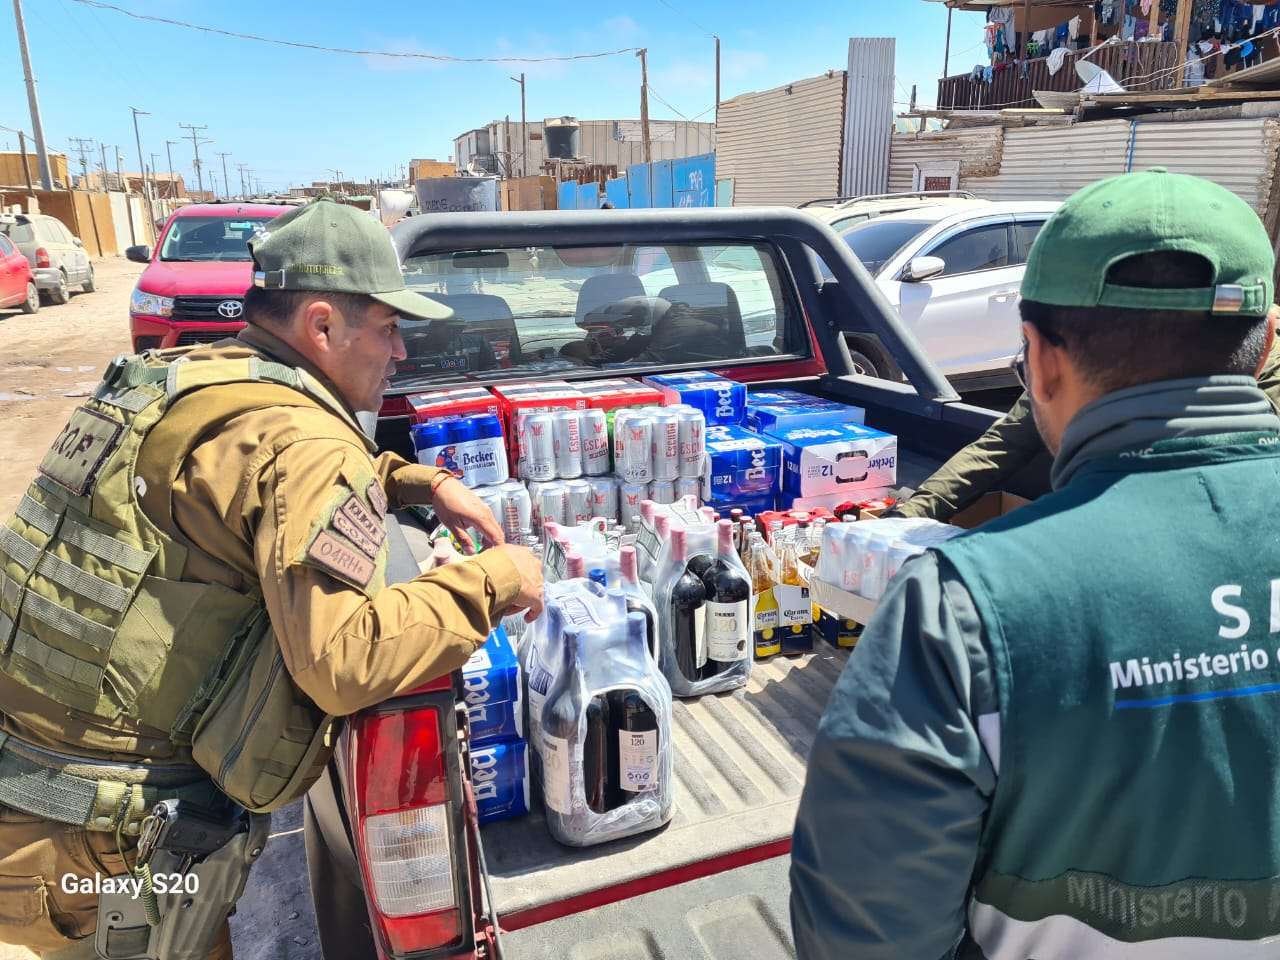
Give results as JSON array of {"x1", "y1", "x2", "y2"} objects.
[
  {"x1": 840, "y1": 219, "x2": 932, "y2": 275},
  {"x1": 394, "y1": 241, "x2": 801, "y2": 387},
  {"x1": 159, "y1": 216, "x2": 274, "y2": 262},
  {"x1": 0, "y1": 221, "x2": 34, "y2": 244}
]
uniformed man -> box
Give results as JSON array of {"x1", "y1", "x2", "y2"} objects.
[
  {"x1": 0, "y1": 198, "x2": 542, "y2": 958},
  {"x1": 792, "y1": 170, "x2": 1280, "y2": 957}
]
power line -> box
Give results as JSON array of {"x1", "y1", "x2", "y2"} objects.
[
  {"x1": 67, "y1": 0, "x2": 642, "y2": 63},
  {"x1": 645, "y1": 82, "x2": 691, "y2": 120},
  {"x1": 654, "y1": 0, "x2": 715, "y2": 39}
]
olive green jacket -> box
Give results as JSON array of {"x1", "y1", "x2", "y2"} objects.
[{"x1": 895, "y1": 342, "x2": 1280, "y2": 521}]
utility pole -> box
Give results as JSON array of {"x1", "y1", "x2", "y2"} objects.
[
  {"x1": 164, "y1": 139, "x2": 177, "y2": 198},
  {"x1": 130, "y1": 107, "x2": 154, "y2": 227},
  {"x1": 1173, "y1": 0, "x2": 1193, "y2": 85},
  {"x1": 99, "y1": 143, "x2": 111, "y2": 189},
  {"x1": 237, "y1": 162, "x2": 249, "y2": 199},
  {"x1": 17, "y1": 131, "x2": 34, "y2": 197},
  {"x1": 943, "y1": 6, "x2": 953, "y2": 77},
  {"x1": 179, "y1": 123, "x2": 210, "y2": 196},
  {"x1": 217, "y1": 151, "x2": 232, "y2": 200},
  {"x1": 714, "y1": 37, "x2": 721, "y2": 123},
  {"x1": 117, "y1": 148, "x2": 138, "y2": 245},
  {"x1": 12, "y1": 0, "x2": 52, "y2": 190},
  {"x1": 637, "y1": 48, "x2": 652, "y2": 165},
  {"x1": 510, "y1": 72, "x2": 527, "y2": 177},
  {"x1": 68, "y1": 137, "x2": 95, "y2": 188}
]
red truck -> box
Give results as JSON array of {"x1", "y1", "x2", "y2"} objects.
[
  {"x1": 126, "y1": 202, "x2": 298, "y2": 352},
  {"x1": 286, "y1": 208, "x2": 1002, "y2": 960}
]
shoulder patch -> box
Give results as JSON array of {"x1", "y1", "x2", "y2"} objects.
[
  {"x1": 331, "y1": 507, "x2": 380, "y2": 559},
  {"x1": 307, "y1": 529, "x2": 376, "y2": 589},
  {"x1": 339, "y1": 495, "x2": 386, "y2": 550},
  {"x1": 366, "y1": 479, "x2": 388, "y2": 519}
]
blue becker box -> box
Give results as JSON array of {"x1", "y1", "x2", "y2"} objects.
[
  {"x1": 470, "y1": 738, "x2": 530, "y2": 825},
  {"x1": 461, "y1": 626, "x2": 523, "y2": 746},
  {"x1": 746, "y1": 391, "x2": 866, "y2": 433},
  {"x1": 766, "y1": 423, "x2": 898, "y2": 499},
  {"x1": 702, "y1": 424, "x2": 782, "y2": 501},
  {"x1": 643, "y1": 372, "x2": 747, "y2": 425}
]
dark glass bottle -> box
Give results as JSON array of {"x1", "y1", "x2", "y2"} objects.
[
  {"x1": 608, "y1": 612, "x2": 658, "y2": 806},
  {"x1": 619, "y1": 546, "x2": 658, "y2": 660},
  {"x1": 701, "y1": 519, "x2": 752, "y2": 678},
  {"x1": 669, "y1": 527, "x2": 707, "y2": 683},
  {"x1": 583, "y1": 693, "x2": 612, "y2": 814}
]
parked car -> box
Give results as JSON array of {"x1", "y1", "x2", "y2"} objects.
[
  {"x1": 830, "y1": 199, "x2": 1061, "y2": 389},
  {"x1": 126, "y1": 202, "x2": 296, "y2": 351},
  {"x1": 0, "y1": 213, "x2": 94, "y2": 304},
  {"x1": 0, "y1": 231, "x2": 38, "y2": 314},
  {"x1": 802, "y1": 190, "x2": 987, "y2": 232}
]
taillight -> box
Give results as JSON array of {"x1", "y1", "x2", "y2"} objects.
[
  {"x1": 349, "y1": 704, "x2": 466, "y2": 957},
  {"x1": 34, "y1": 247, "x2": 50, "y2": 268}
]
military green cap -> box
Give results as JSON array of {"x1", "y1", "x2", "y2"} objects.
[
  {"x1": 1022, "y1": 168, "x2": 1274, "y2": 317},
  {"x1": 249, "y1": 198, "x2": 450, "y2": 320}
]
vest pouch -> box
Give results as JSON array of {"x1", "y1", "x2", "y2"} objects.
[{"x1": 190, "y1": 615, "x2": 335, "y2": 813}]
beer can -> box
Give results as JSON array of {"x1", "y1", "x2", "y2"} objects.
[
  {"x1": 520, "y1": 413, "x2": 556, "y2": 482},
  {"x1": 529, "y1": 479, "x2": 568, "y2": 531},
  {"x1": 551, "y1": 409, "x2": 583, "y2": 479},
  {"x1": 579, "y1": 408, "x2": 611, "y2": 476},
  {"x1": 587, "y1": 475, "x2": 619, "y2": 523},
  {"x1": 674, "y1": 476, "x2": 702, "y2": 502},
  {"x1": 618, "y1": 413, "x2": 654, "y2": 484},
  {"x1": 619, "y1": 482, "x2": 647, "y2": 529},
  {"x1": 648, "y1": 479, "x2": 676, "y2": 505},
  {"x1": 411, "y1": 420, "x2": 453, "y2": 469},
  {"x1": 650, "y1": 409, "x2": 681, "y2": 481},
  {"x1": 674, "y1": 406, "x2": 706, "y2": 479},
  {"x1": 475, "y1": 484, "x2": 504, "y2": 531},
  {"x1": 564, "y1": 478, "x2": 594, "y2": 526},
  {"x1": 497, "y1": 480, "x2": 532, "y2": 543}
]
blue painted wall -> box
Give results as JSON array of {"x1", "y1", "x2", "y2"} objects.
[
  {"x1": 577, "y1": 182, "x2": 601, "y2": 210},
  {"x1": 604, "y1": 176, "x2": 630, "y2": 208},
  {"x1": 557, "y1": 180, "x2": 578, "y2": 210},
  {"x1": 673, "y1": 154, "x2": 715, "y2": 208}
]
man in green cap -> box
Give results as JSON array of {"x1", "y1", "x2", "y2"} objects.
[
  {"x1": 792, "y1": 170, "x2": 1280, "y2": 958},
  {"x1": 0, "y1": 198, "x2": 542, "y2": 957}
]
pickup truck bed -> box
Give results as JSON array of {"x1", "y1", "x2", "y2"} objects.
[{"x1": 483, "y1": 445, "x2": 944, "y2": 929}]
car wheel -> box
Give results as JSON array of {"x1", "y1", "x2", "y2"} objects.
[
  {"x1": 848, "y1": 349, "x2": 880, "y2": 379},
  {"x1": 46, "y1": 271, "x2": 70, "y2": 305},
  {"x1": 81, "y1": 266, "x2": 95, "y2": 293},
  {"x1": 20, "y1": 282, "x2": 39, "y2": 314}
]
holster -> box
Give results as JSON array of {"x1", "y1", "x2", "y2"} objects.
[{"x1": 93, "y1": 812, "x2": 270, "y2": 960}]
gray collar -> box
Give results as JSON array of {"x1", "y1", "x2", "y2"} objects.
[{"x1": 1051, "y1": 376, "x2": 1280, "y2": 489}]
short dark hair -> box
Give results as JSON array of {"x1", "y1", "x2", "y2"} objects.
[
  {"x1": 242, "y1": 286, "x2": 375, "y2": 328},
  {"x1": 1019, "y1": 251, "x2": 1270, "y2": 393}
]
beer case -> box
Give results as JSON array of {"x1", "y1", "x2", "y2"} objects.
[
  {"x1": 406, "y1": 386, "x2": 501, "y2": 423},
  {"x1": 492, "y1": 382, "x2": 589, "y2": 477},
  {"x1": 462, "y1": 626, "x2": 523, "y2": 746},
  {"x1": 766, "y1": 422, "x2": 898, "y2": 499},
  {"x1": 576, "y1": 379, "x2": 666, "y2": 418},
  {"x1": 471, "y1": 739, "x2": 531, "y2": 825},
  {"x1": 702, "y1": 424, "x2": 782, "y2": 504},
  {"x1": 746, "y1": 391, "x2": 866, "y2": 434},
  {"x1": 643, "y1": 373, "x2": 747, "y2": 425}
]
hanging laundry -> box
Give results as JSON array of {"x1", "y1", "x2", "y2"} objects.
[
  {"x1": 988, "y1": 6, "x2": 1017, "y2": 53},
  {"x1": 1047, "y1": 46, "x2": 1071, "y2": 74},
  {"x1": 1101, "y1": 0, "x2": 1119, "y2": 25},
  {"x1": 1069, "y1": 15, "x2": 1083, "y2": 39},
  {"x1": 1020, "y1": 58, "x2": 1031, "y2": 78},
  {"x1": 1135, "y1": 19, "x2": 1150, "y2": 39},
  {"x1": 983, "y1": 65, "x2": 994, "y2": 83},
  {"x1": 1055, "y1": 22, "x2": 1071, "y2": 47},
  {"x1": 1122, "y1": 13, "x2": 1138, "y2": 39},
  {"x1": 1141, "y1": 0, "x2": 1154, "y2": 13},
  {"x1": 1264, "y1": 5, "x2": 1280, "y2": 30}
]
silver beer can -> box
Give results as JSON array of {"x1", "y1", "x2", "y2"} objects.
[
  {"x1": 674, "y1": 405, "x2": 706, "y2": 479},
  {"x1": 498, "y1": 479, "x2": 532, "y2": 542},
  {"x1": 551, "y1": 409, "x2": 583, "y2": 479},
  {"x1": 529, "y1": 479, "x2": 568, "y2": 531},
  {"x1": 650, "y1": 409, "x2": 681, "y2": 481},
  {"x1": 674, "y1": 476, "x2": 702, "y2": 502},
  {"x1": 564, "y1": 478, "x2": 594, "y2": 526},
  {"x1": 619, "y1": 482, "x2": 648, "y2": 529},
  {"x1": 475, "y1": 484, "x2": 505, "y2": 532},
  {"x1": 521, "y1": 412, "x2": 556, "y2": 482},
  {"x1": 648, "y1": 479, "x2": 676, "y2": 505},
  {"x1": 617, "y1": 412, "x2": 654, "y2": 484},
  {"x1": 580, "y1": 408, "x2": 611, "y2": 476},
  {"x1": 587, "y1": 475, "x2": 619, "y2": 523}
]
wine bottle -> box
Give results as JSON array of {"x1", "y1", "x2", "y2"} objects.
[
  {"x1": 540, "y1": 625, "x2": 585, "y2": 818},
  {"x1": 702, "y1": 519, "x2": 752, "y2": 677},
  {"x1": 609, "y1": 613, "x2": 659, "y2": 803},
  {"x1": 669, "y1": 527, "x2": 707, "y2": 683},
  {"x1": 583, "y1": 693, "x2": 612, "y2": 814},
  {"x1": 619, "y1": 545, "x2": 658, "y2": 660}
]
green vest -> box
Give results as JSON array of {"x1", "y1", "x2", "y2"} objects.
[
  {"x1": 937, "y1": 431, "x2": 1280, "y2": 958},
  {"x1": 0, "y1": 348, "x2": 373, "y2": 820}
]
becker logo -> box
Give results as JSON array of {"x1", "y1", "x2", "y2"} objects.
[{"x1": 217, "y1": 299, "x2": 244, "y2": 319}]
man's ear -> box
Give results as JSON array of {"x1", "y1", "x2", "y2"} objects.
[
  {"x1": 1024, "y1": 321, "x2": 1063, "y2": 406},
  {"x1": 299, "y1": 298, "x2": 335, "y2": 353},
  {"x1": 1255, "y1": 307, "x2": 1278, "y2": 379}
]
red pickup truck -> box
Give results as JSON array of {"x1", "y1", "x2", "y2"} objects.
[
  {"x1": 126, "y1": 202, "x2": 297, "y2": 352},
  {"x1": 296, "y1": 208, "x2": 1003, "y2": 960}
]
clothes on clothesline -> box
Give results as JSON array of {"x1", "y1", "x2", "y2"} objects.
[{"x1": 1046, "y1": 46, "x2": 1071, "y2": 74}]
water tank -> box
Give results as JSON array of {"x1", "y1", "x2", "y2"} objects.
[{"x1": 544, "y1": 117, "x2": 581, "y2": 161}]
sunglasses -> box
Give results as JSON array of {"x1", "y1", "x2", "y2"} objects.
[{"x1": 1010, "y1": 340, "x2": 1029, "y2": 391}]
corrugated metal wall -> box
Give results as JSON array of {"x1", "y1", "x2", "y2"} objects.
[
  {"x1": 842, "y1": 38, "x2": 894, "y2": 198},
  {"x1": 456, "y1": 119, "x2": 715, "y2": 175},
  {"x1": 967, "y1": 120, "x2": 1134, "y2": 201},
  {"x1": 1127, "y1": 119, "x2": 1280, "y2": 215},
  {"x1": 717, "y1": 72, "x2": 847, "y2": 207},
  {"x1": 887, "y1": 127, "x2": 1004, "y2": 194}
]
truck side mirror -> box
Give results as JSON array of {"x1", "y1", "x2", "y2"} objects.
[
  {"x1": 125, "y1": 245, "x2": 151, "y2": 264},
  {"x1": 901, "y1": 256, "x2": 945, "y2": 283}
]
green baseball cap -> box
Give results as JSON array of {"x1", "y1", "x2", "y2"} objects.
[
  {"x1": 248, "y1": 198, "x2": 451, "y2": 321},
  {"x1": 1022, "y1": 168, "x2": 1274, "y2": 317}
]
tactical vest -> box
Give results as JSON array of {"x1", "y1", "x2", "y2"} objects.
[
  {"x1": 936, "y1": 431, "x2": 1280, "y2": 959},
  {"x1": 0, "y1": 347, "x2": 376, "y2": 819}
]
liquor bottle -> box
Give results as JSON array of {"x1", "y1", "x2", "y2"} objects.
[
  {"x1": 540, "y1": 624, "x2": 587, "y2": 819},
  {"x1": 803, "y1": 518, "x2": 826, "y2": 630},
  {"x1": 737, "y1": 515, "x2": 754, "y2": 566},
  {"x1": 608, "y1": 613, "x2": 660, "y2": 802},
  {"x1": 583, "y1": 693, "x2": 613, "y2": 814},
  {"x1": 701, "y1": 520, "x2": 752, "y2": 677},
  {"x1": 669, "y1": 527, "x2": 708, "y2": 683},
  {"x1": 619, "y1": 546, "x2": 659, "y2": 660},
  {"x1": 776, "y1": 526, "x2": 816, "y2": 655},
  {"x1": 728, "y1": 508, "x2": 744, "y2": 552},
  {"x1": 746, "y1": 531, "x2": 781, "y2": 658}
]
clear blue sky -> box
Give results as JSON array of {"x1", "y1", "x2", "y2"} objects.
[{"x1": 0, "y1": 0, "x2": 986, "y2": 193}]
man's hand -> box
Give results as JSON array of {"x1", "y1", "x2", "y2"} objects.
[
  {"x1": 491, "y1": 544, "x2": 544, "y2": 622},
  {"x1": 432, "y1": 476, "x2": 505, "y2": 553}
]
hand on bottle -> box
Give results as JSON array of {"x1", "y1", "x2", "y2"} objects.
[{"x1": 431, "y1": 476, "x2": 504, "y2": 553}]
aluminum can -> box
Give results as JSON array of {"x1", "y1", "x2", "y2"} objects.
[
  {"x1": 564, "y1": 479, "x2": 594, "y2": 526},
  {"x1": 587, "y1": 475, "x2": 619, "y2": 523},
  {"x1": 475, "y1": 484, "x2": 505, "y2": 531},
  {"x1": 579, "y1": 408, "x2": 611, "y2": 476},
  {"x1": 528, "y1": 480, "x2": 568, "y2": 531},
  {"x1": 498, "y1": 480, "x2": 533, "y2": 543},
  {"x1": 617, "y1": 412, "x2": 654, "y2": 484},
  {"x1": 673, "y1": 405, "x2": 706, "y2": 478},
  {"x1": 551, "y1": 409, "x2": 583, "y2": 479},
  {"x1": 648, "y1": 479, "x2": 676, "y2": 505},
  {"x1": 674, "y1": 476, "x2": 702, "y2": 502},
  {"x1": 619, "y1": 483, "x2": 647, "y2": 529},
  {"x1": 521, "y1": 412, "x2": 556, "y2": 482},
  {"x1": 650, "y1": 409, "x2": 681, "y2": 481},
  {"x1": 411, "y1": 420, "x2": 452, "y2": 468}
]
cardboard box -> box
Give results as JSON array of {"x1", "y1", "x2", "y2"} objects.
[
  {"x1": 702, "y1": 424, "x2": 782, "y2": 503},
  {"x1": 461, "y1": 627, "x2": 523, "y2": 746},
  {"x1": 643, "y1": 372, "x2": 746, "y2": 425},
  {"x1": 470, "y1": 738, "x2": 530, "y2": 824},
  {"x1": 951, "y1": 492, "x2": 1031, "y2": 530},
  {"x1": 767, "y1": 423, "x2": 898, "y2": 499},
  {"x1": 746, "y1": 391, "x2": 866, "y2": 433},
  {"x1": 490, "y1": 381, "x2": 589, "y2": 474},
  {"x1": 406, "y1": 386, "x2": 501, "y2": 423},
  {"x1": 576, "y1": 378, "x2": 665, "y2": 416}
]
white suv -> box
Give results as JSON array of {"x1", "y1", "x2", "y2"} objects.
[{"x1": 833, "y1": 200, "x2": 1061, "y2": 389}]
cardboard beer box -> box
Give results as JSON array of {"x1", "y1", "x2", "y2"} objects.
[
  {"x1": 746, "y1": 391, "x2": 866, "y2": 433},
  {"x1": 767, "y1": 422, "x2": 898, "y2": 500},
  {"x1": 490, "y1": 381, "x2": 588, "y2": 474},
  {"x1": 406, "y1": 385, "x2": 501, "y2": 423},
  {"x1": 461, "y1": 626, "x2": 523, "y2": 746},
  {"x1": 470, "y1": 739, "x2": 531, "y2": 825},
  {"x1": 577, "y1": 378, "x2": 666, "y2": 415},
  {"x1": 702, "y1": 424, "x2": 782, "y2": 503},
  {"x1": 643, "y1": 372, "x2": 747, "y2": 425}
]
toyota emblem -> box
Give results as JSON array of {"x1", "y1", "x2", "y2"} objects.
[{"x1": 217, "y1": 299, "x2": 244, "y2": 319}]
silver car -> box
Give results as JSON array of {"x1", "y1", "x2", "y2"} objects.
[{"x1": 0, "y1": 213, "x2": 95, "y2": 304}]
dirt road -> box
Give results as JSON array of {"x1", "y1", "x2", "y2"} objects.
[{"x1": 0, "y1": 258, "x2": 141, "y2": 518}]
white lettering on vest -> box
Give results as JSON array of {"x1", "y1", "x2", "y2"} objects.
[{"x1": 1212, "y1": 584, "x2": 1251, "y2": 640}]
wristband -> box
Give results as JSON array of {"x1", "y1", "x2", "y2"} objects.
[{"x1": 430, "y1": 470, "x2": 461, "y2": 496}]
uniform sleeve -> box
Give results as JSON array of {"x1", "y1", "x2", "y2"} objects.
[
  {"x1": 790, "y1": 552, "x2": 998, "y2": 960},
  {"x1": 372, "y1": 451, "x2": 453, "y2": 509},
  {"x1": 254, "y1": 439, "x2": 522, "y2": 716},
  {"x1": 895, "y1": 393, "x2": 1044, "y2": 522}
]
